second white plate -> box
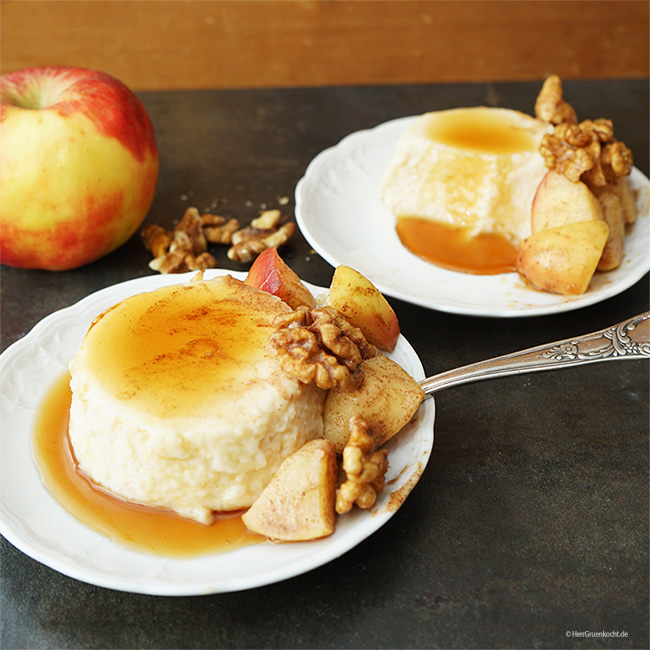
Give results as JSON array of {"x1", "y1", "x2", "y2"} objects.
[{"x1": 295, "y1": 116, "x2": 650, "y2": 317}]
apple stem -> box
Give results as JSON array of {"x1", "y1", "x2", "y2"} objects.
[{"x1": 3, "y1": 74, "x2": 69, "y2": 110}]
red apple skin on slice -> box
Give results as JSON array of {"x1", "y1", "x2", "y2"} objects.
[{"x1": 245, "y1": 247, "x2": 316, "y2": 310}]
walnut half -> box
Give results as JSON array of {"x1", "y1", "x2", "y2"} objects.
[
  {"x1": 227, "y1": 209, "x2": 296, "y2": 263},
  {"x1": 269, "y1": 306, "x2": 377, "y2": 392},
  {"x1": 143, "y1": 207, "x2": 218, "y2": 274},
  {"x1": 535, "y1": 75, "x2": 634, "y2": 187},
  {"x1": 540, "y1": 118, "x2": 633, "y2": 187},
  {"x1": 534, "y1": 74, "x2": 578, "y2": 126},
  {"x1": 335, "y1": 414, "x2": 389, "y2": 514}
]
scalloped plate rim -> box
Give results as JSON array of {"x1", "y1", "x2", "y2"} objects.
[{"x1": 295, "y1": 115, "x2": 650, "y2": 317}]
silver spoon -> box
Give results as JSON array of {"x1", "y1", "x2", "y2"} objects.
[{"x1": 419, "y1": 312, "x2": 650, "y2": 395}]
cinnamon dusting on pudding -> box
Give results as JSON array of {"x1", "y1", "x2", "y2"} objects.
[{"x1": 67, "y1": 275, "x2": 324, "y2": 525}]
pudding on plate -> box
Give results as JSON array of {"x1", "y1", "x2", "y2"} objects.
[
  {"x1": 68, "y1": 275, "x2": 324, "y2": 524},
  {"x1": 380, "y1": 107, "x2": 551, "y2": 273}
]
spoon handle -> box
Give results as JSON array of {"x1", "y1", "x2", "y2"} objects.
[{"x1": 419, "y1": 312, "x2": 650, "y2": 395}]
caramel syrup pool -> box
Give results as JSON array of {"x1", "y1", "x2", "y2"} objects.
[
  {"x1": 394, "y1": 108, "x2": 535, "y2": 274},
  {"x1": 33, "y1": 372, "x2": 263, "y2": 557},
  {"x1": 396, "y1": 218, "x2": 518, "y2": 275}
]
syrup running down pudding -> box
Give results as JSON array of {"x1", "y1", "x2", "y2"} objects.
[
  {"x1": 380, "y1": 107, "x2": 551, "y2": 274},
  {"x1": 68, "y1": 275, "x2": 324, "y2": 524}
]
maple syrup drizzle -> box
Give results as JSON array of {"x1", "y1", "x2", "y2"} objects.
[
  {"x1": 396, "y1": 217, "x2": 518, "y2": 275},
  {"x1": 33, "y1": 372, "x2": 263, "y2": 557}
]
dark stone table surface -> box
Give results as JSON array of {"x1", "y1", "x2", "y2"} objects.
[{"x1": 1, "y1": 79, "x2": 648, "y2": 649}]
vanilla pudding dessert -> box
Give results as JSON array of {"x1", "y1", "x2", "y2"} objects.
[
  {"x1": 380, "y1": 107, "x2": 551, "y2": 273},
  {"x1": 68, "y1": 275, "x2": 324, "y2": 524}
]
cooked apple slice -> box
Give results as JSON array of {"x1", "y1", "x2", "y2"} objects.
[
  {"x1": 241, "y1": 439, "x2": 338, "y2": 541},
  {"x1": 531, "y1": 171, "x2": 604, "y2": 233},
  {"x1": 589, "y1": 184, "x2": 625, "y2": 271},
  {"x1": 517, "y1": 220, "x2": 609, "y2": 295},
  {"x1": 327, "y1": 265, "x2": 400, "y2": 352},
  {"x1": 323, "y1": 353, "x2": 424, "y2": 454},
  {"x1": 612, "y1": 176, "x2": 637, "y2": 224},
  {"x1": 245, "y1": 247, "x2": 316, "y2": 310}
]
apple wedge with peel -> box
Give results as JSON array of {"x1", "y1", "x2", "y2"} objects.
[
  {"x1": 327, "y1": 265, "x2": 400, "y2": 352},
  {"x1": 241, "y1": 439, "x2": 338, "y2": 541},
  {"x1": 531, "y1": 171, "x2": 604, "y2": 233},
  {"x1": 245, "y1": 247, "x2": 316, "y2": 310},
  {"x1": 323, "y1": 353, "x2": 425, "y2": 454},
  {"x1": 517, "y1": 220, "x2": 609, "y2": 295}
]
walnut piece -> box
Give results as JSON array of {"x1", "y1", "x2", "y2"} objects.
[
  {"x1": 175, "y1": 207, "x2": 207, "y2": 255},
  {"x1": 143, "y1": 207, "x2": 218, "y2": 274},
  {"x1": 201, "y1": 213, "x2": 240, "y2": 244},
  {"x1": 600, "y1": 139, "x2": 634, "y2": 180},
  {"x1": 540, "y1": 118, "x2": 633, "y2": 187},
  {"x1": 143, "y1": 205, "x2": 296, "y2": 272},
  {"x1": 534, "y1": 74, "x2": 578, "y2": 125},
  {"x1": 228, "y1": 209, "x2": 296, "y2": 263},
  {"x1": 141, "y1": 224, "x2": 172, "y2": 259},
  {"x1": 540, "y1": 125, "x2": 600, "y2": 183},
  {"x1": 269, "y1": 306, "x2": 377, "y2": 392},
  {"x1": 148, "y1": 233, "x2": 217, "y2": 274},
  {"x1": 335, "y1": 414, "x2": 389, "y2": 514},
  {"x1": 535, "y1": 76, "x2": 633, "y2": 187}
]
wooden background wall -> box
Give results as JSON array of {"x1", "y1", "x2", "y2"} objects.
[{"x1": 2, "y1": 0, "x2": 648, "y2": 91}]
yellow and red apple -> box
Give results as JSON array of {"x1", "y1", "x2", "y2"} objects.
[{"x1": 1, "y1": 66, "x2": 159, "y2": 270}]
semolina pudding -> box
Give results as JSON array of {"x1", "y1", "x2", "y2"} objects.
[
  {"x1": 380, "y1": 107, "x2": 551, "y2": 273},
  {"x1": 68, "y1": 275, "x2": 325, "y2": 524}
]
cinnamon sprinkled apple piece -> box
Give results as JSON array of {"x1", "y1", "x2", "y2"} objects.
[{"x1": 517, "y1": 74, "x2": 638, "y2": 293}]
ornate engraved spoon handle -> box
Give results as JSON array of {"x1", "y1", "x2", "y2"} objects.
[{"x1": 419, "y1": 312, "x2": 650, "y2": 395}]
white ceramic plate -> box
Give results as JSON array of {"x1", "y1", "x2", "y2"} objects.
[
  {"x1": 295, "y1": 116, "x2": 650, "y2": 317},
  {"x1": 0, "y1": 270, "x2": 434, "y2": 596}
]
